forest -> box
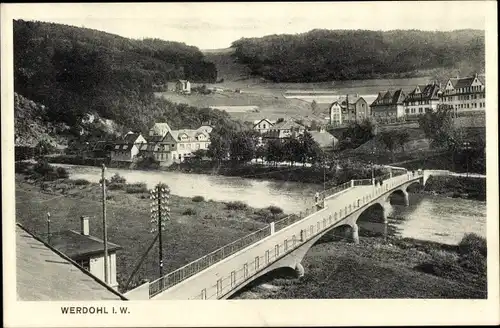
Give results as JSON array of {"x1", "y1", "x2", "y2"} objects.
[
  {"x1": 13, "y1": 20, "x2": 220, "y2": 139},
  {"x1": 231, "y1": 29, "x2": 485, "y2": 82}
]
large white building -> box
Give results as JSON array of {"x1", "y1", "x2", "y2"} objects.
[
  {"x1": 403, "y1": 82, "x2": 442, "y2": 117},
  {"x1": 440, "y1": 73, "x2": 486, "y2": 115},
  {"x1": 140, "y1": 122, "x2": 213, "y2": 165}
]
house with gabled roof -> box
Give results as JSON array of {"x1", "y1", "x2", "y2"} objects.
[
  {"x1": 440, "y1": 73, "x2": 485, "y2": 114},
  {"x1": 16, "y1": 223, "x2": 127, "y2": 300},
  {"x1": 331, "y1": 94, "x2": 369, "y2": 124},
  {"x1": 253, "y1": 118, "x2": 276, "y2": 134},
  {"x1": 403, "y1": 82, "x2": 442, "y2": 117},
  {"x1": 370, "y1": 89, "x2": 406, "y2": 122},
  {"x1": 110, "y1": 131, "x2": 147, "y2": 162},
  {"x1": 263, "y1": 120, "x2": 306, "y2": 141}
]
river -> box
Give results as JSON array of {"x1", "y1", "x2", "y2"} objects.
[{"x1": 58, "y1": 164, "x2": 486, "y2": 245}]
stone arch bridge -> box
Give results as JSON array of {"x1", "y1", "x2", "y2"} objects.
[{"x1": 124, "y1": 169, "x2": 441, "y2": 300}]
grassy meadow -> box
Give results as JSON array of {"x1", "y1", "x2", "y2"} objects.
[
  {"x1": 235, "y1": 235, "x2": 487, "y2": 299},
  {"x1": 15, "y1": 172, "x2": 280, "y2": 292}
]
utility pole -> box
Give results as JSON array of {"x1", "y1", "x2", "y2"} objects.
[
  {"x1": 101, "y1": 164, "x2": 109, "y2": 284},
  {"x1": 150, "y1": 183, "x2": 170, "y2": 285},
  {"x1": 47, "y1": 212, "x2": 51, "y2": 245}
]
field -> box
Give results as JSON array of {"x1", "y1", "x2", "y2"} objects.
[
  {"x1": 155, "y1": 48, "x2": 435, "y2": 124},
  {"x1": 15, "y1": 174, "x2": 276, "y2": 292}
]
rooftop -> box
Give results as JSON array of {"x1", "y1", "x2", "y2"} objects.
[
  {"x1": 48, "y1": 229, "x2": 122, "y2": 260},
  {"x1": 16, "y1": 224, "x2": 126, "y2": 301}
]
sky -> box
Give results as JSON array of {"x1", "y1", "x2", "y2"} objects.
[{"x1": 6, "y1": 2, "x2": 488, "y2": 50}]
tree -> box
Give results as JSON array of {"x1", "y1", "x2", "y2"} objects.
[
  {"x1": 282, "y1": 138, "x2": 302, "y2": 166},
  {"x1": 418, "y1": 104, "x2": 462, "y2": 170},
  {"x1": 207, "y1": 125, "x2": 234, "y2": 166},
  {"x1": 397, "y1": 131, "x2": 410, "y2": 153},
  {"x1": 255, "y1": 144, "x2": 267, "y2": 163},
  {"x1": 265, "y1": 139, "x2": 284, "y2": 166},
  {"x1": 298, "y1": 131, "x2": 322, "y2": 165},
  {"x1": 35, "y1": 139, "x2": 55, "y2": 156},
  {"x1": 229, "y1": 130, "x2": 258, "y2": 164},
  {"x1": 379, "y1": 131, "x2": 398, "y2": 163}
]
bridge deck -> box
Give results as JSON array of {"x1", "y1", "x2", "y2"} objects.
[{"x1": 145, "y1": 172, "x2": 423, "y2": 300}]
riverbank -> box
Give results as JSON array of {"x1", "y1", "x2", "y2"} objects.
[
  {"x1": 44, "y1": 155, "x2": 487, "y2": 201},
  {"x1": 44, "y1": 154, "x2": 384, "y2": 186},
  {"x1": 234, "y1": 234, "x2": 487, "y2": 299},
  {"x1": 421, "y1": 175, "x2": 486, "y2": 201}
]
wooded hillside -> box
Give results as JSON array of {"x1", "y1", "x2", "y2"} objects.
[
  {"x1": 231, "y1": 29, "x2": 485, "y2": 82},
  {"x1": 14, "y1": 20, "x2": 232, "y2": 139}
]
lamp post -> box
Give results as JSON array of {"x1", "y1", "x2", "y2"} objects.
[
  {"x1": 150, "y1": 183, "x2": 170, "y2": 281},
  {"x1": 462, "y1": 142, "x2": 472, "y2": 177}
]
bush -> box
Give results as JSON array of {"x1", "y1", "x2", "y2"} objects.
[
  {"x1": 54, "y1": 183, "x2": 70, "y2": 192},
  {"x1": 192, "y1": 196, "x2": 205, "y2": 202},
  {"x1": 108, "y1": 182, "x2": 125, "y2": 190},
  {"x1": 72, "y1": 178, "x2": 91, "y2": 185},
  {"x1": 125, "y1": 182, "x2": 148, "y2": 194},
  {"x1": 33, "y1": 160, "x2": 53, "y2": 176},
  {"x1": 458, "y1": 233, "x2": 486, "y2": 257},
  {"x1": 267, "y1": 205, "x2": 283, "y2": 215},
  {"x1": 226, "y1": 201, "x2": 248, "y2": 210},
  {"x1": 458, "y1": 250, "x2": 486, "y2": 275},
  {"x1": 182, "y1": 208, "x2": 197, "y2": 216},
  {"x1": 110, "y1": 173, "x2": 126, "y2": 184},
  {"x1": 416, "y1": 249, "x2": 461, "y2": 278},
  {"x1": 56, "y1": 167, "x2": 69, "y2": 179}
]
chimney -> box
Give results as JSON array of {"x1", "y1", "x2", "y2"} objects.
[{"x1": 80, "y1": 216, "x2": 90, "y2": 236}]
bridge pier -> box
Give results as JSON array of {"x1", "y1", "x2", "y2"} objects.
[
  {"x1": 402, "y1": 189, "x2": 410, "y2": 206},
  {"x1": 352, "y1": 223, "x2": 359, "y2": 244},
  {"x1": 295, "y1": 262, "x2": 305, "y2": 278}
]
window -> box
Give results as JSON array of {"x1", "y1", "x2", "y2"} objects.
[
  {"x1": 78, "y1": 259, "x2": 90, "y2": 271},
  {"x1": 179, "y1": 144, "x2": 184, "y2": 149}
]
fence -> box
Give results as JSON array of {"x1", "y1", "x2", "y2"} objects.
[
  {"x1": 353, "y1": 179, "x2": 372, "y2": 186},
  {"x1": 149, "y1": 225, "x2": 271, "y2": 298},
  {"x1": 148, "y1": 167, "x2": 419, "y2": 298},
  {"x1": 319, "y1": 181, "x2": 352, "y2": 200}
]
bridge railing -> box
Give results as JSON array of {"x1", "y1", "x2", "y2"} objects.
[
  {"x1": 183, "y1": 170, "x2": 426, "y2": 300},
  {"x1": 148, "y1": 225, "x2": 271, "y2": 298},
  {"x1": 319, "y1": 181, "x2": 352, "y2": 200},
  {"x1": 353, "y1": 179, "x2": 372, "y2": 186},
  {"x1": 149, "y1": 170, "x2": 424, "y2": 299}
]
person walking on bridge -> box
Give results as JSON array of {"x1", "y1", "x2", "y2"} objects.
[{"x1": 315, "y1": 192, "x2": 320, "y2": 204}]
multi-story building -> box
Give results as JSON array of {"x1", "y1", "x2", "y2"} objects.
[
  {"x1": 329, "y1": 95, "x2": 369, "y2": 125},
  {"x1": 370, "y1": 89, "x2": 406, "y2": 122},
  {"x1": 440, "y1": 73, "x2": 485, "y2": 115},
  {"x1": 139, "y1": 122, "x2": 212, "y2": 165},
  {"x1": 403, "y1": 82, "x2": 442, "y2": 117},
  {"x1": 329, "y1": 101, "x2": 343, "y2": 126},
  {"x1": 161, "y1": 126, "x2": 212, "y2": 163}
]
